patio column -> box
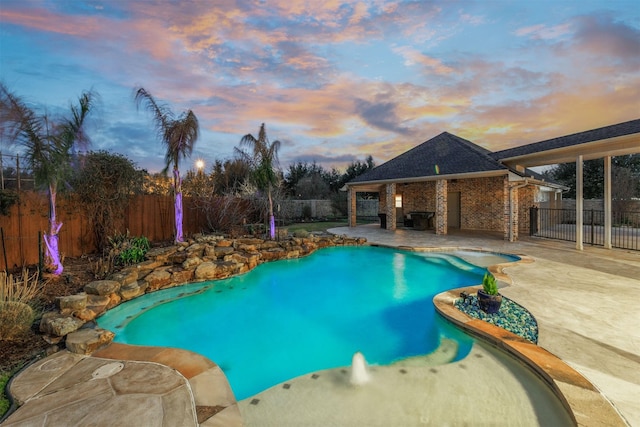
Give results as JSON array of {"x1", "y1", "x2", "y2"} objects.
[
  {"x1": 385, "y1": 183, "x2": 396, "y2": 230},
  {"x1": 435, "y1": 179, "x2": 447, "y2": 235},
  {"x1": 348, "y1": 186, "x2": 357, "y2": 227},
  {"x1": 604, "y1": 156, "x2": 612, "y2": 249},
  {"x1": 576, "y1": 155, "x2": 584, "y2": 251}
]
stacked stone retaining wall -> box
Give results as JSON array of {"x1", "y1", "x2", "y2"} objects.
[{"x1": 40, "y1": 234, "x2": 367, "y2": 354}]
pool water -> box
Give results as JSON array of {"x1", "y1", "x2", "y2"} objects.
[{"x1": 98, "y1": 246, "x2": 489, "y2": 400}]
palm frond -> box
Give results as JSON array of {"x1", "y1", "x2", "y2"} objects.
[{"x1": 133, "y1": 87, "x2": 173, "y2": 143}]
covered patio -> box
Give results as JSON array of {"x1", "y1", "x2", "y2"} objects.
[{"x1": 347, "y1": 119, "x2": 640, "y2": 249}]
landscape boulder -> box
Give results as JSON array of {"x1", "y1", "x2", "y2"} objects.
[{"x1": 85, "y1": 280, "x2": 121, "y2": 296}]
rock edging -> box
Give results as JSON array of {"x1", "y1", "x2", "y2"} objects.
[{"x1": 41, "y1": 233, "x2": 367, "y2": 354}]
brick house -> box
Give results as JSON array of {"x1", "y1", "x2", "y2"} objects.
[{"x1": 345, "y1": 132, "x2": 566, "y2": 241}]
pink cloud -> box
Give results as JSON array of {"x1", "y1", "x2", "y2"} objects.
[{"x1": 393, "y1": 46, "x2": 455, "y2": 75}]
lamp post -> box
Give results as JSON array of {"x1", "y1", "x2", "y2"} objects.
[{"x1": 195, "y1": 159, "x2": 205, "y2": 175}]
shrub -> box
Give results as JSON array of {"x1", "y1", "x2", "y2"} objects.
[
  {"x1": 301, "y1": 204, "x2": 312, "y2": 220},
  {"x1": 482, "y1": 272, "x2": 499, "y2": 295},
  {"x1": 0, "y1": 301, "x2": 34, "y2": 340},
  {"x1": 107, "y1": 232, "x2": 150, "y2": 266},
  {"x1": 293, "y1": 229, "x2": 309, "y2": 238},
  {"x1": 0, "y1": 268, "x2": 40, "y2": 341}
]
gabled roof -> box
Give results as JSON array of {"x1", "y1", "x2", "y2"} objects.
[
  {"x1": 491, "y1": 119, "x2": 640, "y2": 161},
  {"x1": 350, "y1": 132, "x2": 507, "y2": 184}
]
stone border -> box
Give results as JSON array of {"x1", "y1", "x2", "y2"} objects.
[
  {"x1": 39, "y1": 234, "x2": 367, "y2": 354},
  {"x1": 434, "y1": 287, "x2": 627, "y2": 427}
]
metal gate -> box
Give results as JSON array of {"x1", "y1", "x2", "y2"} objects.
[{"x1": 530, "y1": 207, "x2": 640, "y2": 251}]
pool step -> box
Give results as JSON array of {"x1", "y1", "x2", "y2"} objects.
[{"x1": 391, "y1": 338, "x2": 459, "y2": 367}]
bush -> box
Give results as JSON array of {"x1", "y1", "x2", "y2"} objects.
[
  {"x1": 293, "y1": 229, "x2": 309, "y2": 238},
  {"x1": 1, "y1": 268, "x2": 40, "y2": 342},
  {"x1": 108, "y1": 232, "x2": 150, "y2": 266},
  {"x1": 0, "y1": 301, "x2": 34, "y2": 341},
  {"x1": 301, "y1": 204, "x2": 312, "y2": 220}
]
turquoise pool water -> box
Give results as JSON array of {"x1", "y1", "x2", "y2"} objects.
[{"x1": 98, "y1": 246, "x2": 491, "y2": 400}]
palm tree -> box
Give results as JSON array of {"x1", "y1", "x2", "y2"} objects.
[
  {"x1": 134, "y1": 87, "x2": 199, "y2": 243},
  {"x1": 237, "y1": 123, "x2": 281, "y2": 239},
  {"x1": 0, "y1": 83, "x2": 95, "y2": 275}
]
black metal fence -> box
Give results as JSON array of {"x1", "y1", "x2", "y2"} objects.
[{"x1": 530, "y1": 207, "x2": 640, "y2": 250}]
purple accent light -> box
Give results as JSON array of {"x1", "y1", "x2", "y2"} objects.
[
  {"x1": 174, "y1": 169, "x2": 184, "y2": 243},
  {"x1": 43, "y1": 223, "x2": 63, "y2": 275},
  {"x1": 269, "y1": 215, "x2": 276, "y2": 240}
]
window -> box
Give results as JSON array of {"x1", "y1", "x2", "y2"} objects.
[{"x1": 395, "y1": 194, "x2": 403, "y2": 208}]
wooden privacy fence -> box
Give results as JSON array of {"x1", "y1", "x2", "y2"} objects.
[{"x1": 0, "y1": 192, "x2": 210, "y2": 270}]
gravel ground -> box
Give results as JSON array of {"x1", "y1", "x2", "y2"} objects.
[{"x1": 454, "y1": 294, "x2": 539, "y2": 343}]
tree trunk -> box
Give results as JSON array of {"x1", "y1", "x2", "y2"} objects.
[
  {"x1": 43, "y1": 183, "x2": 63, "y2": 275},
  {"x1": 174, "y1": 168, "x2": 184, "y2": 243}
]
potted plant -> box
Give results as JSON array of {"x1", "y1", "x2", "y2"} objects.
[{"x1": 477, "y1": 272, "x2": 502, "y2": 314}]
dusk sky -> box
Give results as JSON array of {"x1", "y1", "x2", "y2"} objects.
[{"x1": 1, "y1": 0, "x2": 639, "y2": 174}]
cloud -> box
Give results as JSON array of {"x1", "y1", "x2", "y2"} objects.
[
  {"x1": 570, "y1": 13, "x2": 640, "y2": 69},
  {"x1": 515, "y1": 23, "x2": 572, "y2": 40},
  {"x1": 392, "y1": 46, "x2": 455, "y2": 75}
]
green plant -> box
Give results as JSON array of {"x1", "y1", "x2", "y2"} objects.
[
  {"x1": 1, "y1": 371, "x2": 11, "y2": 417},
  {"x1": 482, "y1": 272, "x2": 499, "y2": 295},
  {"x1": 119, "y1": 236, "x2": 150, "y2": 265},
  {"x1": 108, "y1": 232, "x2": 150, "y2": 266}
]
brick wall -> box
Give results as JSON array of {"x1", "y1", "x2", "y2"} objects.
[
  {"x1": 517, "y1": 185, "x2": 537, "y2": 236},
  {"x1": 449, "y1": 176, "x2": 506, "y2": 231},
  {"x1": 390, "y1": 177, "x2": 508, "y2": 232},
  {"x1": 370, "y1": 176, "x2": 546, "y2": 236}
]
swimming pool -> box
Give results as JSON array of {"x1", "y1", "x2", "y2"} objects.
[{"x1": 98, "y1": 246, "x2": 494, "y2": 400}]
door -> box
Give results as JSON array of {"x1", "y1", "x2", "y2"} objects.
[
  {"x1": 448, "y1": 192, "x2": 460, "y2": 228},
  {"x1": 395, "y1": 194, "x2": 404, "y2": 225}
]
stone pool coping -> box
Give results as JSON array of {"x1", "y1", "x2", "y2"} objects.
[{"x1": 432, "y1": 281, "x2": 626, "y2": 426}]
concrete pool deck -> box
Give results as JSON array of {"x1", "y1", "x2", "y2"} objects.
[
  {"x1": 328, "y1": 225, "x2": 640, "y2": 426},
  {"x1": 4, "y1": 225, "x2": 639, "y2": 426}
]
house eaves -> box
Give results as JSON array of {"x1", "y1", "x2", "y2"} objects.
[
  {"x1": 349, "y1": 132, "x2": 508, "y2": 185},
  {"x1": 492, "y1": 119, "x2": 640, "y2": 168},
  {"x1": 346, "y1": 169, "x2": 507, "y2": 189}
]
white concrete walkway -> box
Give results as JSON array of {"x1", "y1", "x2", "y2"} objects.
[{"x1": 329, "y1": 225, "x2": 640, "y2": 425}]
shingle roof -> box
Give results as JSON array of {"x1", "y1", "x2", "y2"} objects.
[
  {"x1": 491, "y1": 119, "x2": 640, "y2": 160},
  {"x1": 350, "y1": 132, "x2": 507, "y2": 183}
]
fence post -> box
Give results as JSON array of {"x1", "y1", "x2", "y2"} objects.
[
  {"x1": 16, "y1": 154, "x2": 21, "y2": 192},
  {"x1": 38, "y1": 231, "x2": 43, "y2": 274},
  {"x1": 1, "y1": 152, "x2": 4, "y2": 190},
  {"x1": 1, "y1": 227, "x2": 7, "y2": 271},
  {"x1": 590, "y1": 209, "x2": 594, "y2": 246}
]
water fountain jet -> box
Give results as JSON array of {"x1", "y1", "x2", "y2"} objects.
[{"x1": 350, "y1": 351, "x2": 370, "y2": 385}]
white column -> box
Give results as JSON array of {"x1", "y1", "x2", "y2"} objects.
[
  {"x1": 576, "y1": 155, "x2": 584, "y2": 251},
  {"x1": 604, "y1": 156, "x2": 612, "y2": 249}
]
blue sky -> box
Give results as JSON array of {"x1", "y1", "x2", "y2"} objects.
[{"x1": 1, "y1": 0, "x2": 638, "y2": 173}]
